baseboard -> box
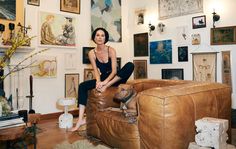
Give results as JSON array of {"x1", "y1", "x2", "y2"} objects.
[{"x1": 40, "y1": 109, "x2": 79, "y2": 121}]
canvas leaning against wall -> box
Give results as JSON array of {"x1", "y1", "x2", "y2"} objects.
[
  {"x1": 39, "y1": 11, "x2": 76, "y2": 48},
  {"x1": 91, "y1": 0, "x2": 122, "y2": 42}
]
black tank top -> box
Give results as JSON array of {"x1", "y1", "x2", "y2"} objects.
[{"x1": 94, "y1": 47, "x2": 112, "y2": 75}]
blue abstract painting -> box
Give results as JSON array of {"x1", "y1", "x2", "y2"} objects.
[{"x1": 150, "y1": 40, "x2": 172, "y2": 64}]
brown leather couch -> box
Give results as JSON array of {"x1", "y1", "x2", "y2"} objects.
[{"x1": 86, "y1": 79, "x2": 231, "y2": 149}]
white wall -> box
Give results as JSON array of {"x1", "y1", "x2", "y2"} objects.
[
  {"x1": 5, "y1": 0, "x2": 236, "y2": 114},
  {"x1": 128, "y1": 0, "x2": 236, "y2": 108},
  {"x1": 5, "y1": 0, "x2": 132, "y2": 114}
]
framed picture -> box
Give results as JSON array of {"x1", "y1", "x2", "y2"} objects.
[
  {"x1": 191, "y1": 34, "x2": 201, "y2": 45},
  {"x1": 39, "y1": 11, "x2": 76, "y2": 48},
  {"x1": 31, "y1": 56, "x2": 57, "y2": 78},
  {"x1": 211, "y1": 26, "x2": 236, "y2": 45},
  {"x1": 64, "y1": 53, "x2": 77, "y2": 70},
  {"x1": 222, "y1": 51, "x2": 232, "y2": 87},
  {"x1": 192, "y1": 52, "x2": 217, "y2": 82},
  {"x1": 65, "y1": 73, "x2": 79, "y2": 98},
  {"x1": 150, "y1": 40, "x2": 172, "y2": 64},
  {"x1": 84, "y1": 69, "x2": 95, "y2": 81},
  {"x1": 162, "y1": 69, "x2": 184, "y2": 80},
  {"x1": 192, "y1": 15, "x2": 206, "y2": 29},
  {"x1": 91, "y1": 0, "x2": 121, "y2": 42},
  {"x1": 0, "y1": 0, "x2": 24, "y2": 40},
  {"x1": 133, "y1": 60, "x2": 147, "y2": 79},
  {"x1": 158, "y1": 0, "x2": 203, "y2": 20},
  {"x1": 82, "y1": 47, "x2": 94, "y2": 64},
  {"x1": 135, "y1": 9, "x2": 145, "y2": 25},
  {"x1": 117, "y1": 57, "x2": 121, "y2": 71},
  {"x1": 60, "y1": 0, "x2": 80, "y2": 14},
  {"x1": 134, "y1": 33, "x2": 148, "y2": 57},
  {"x1": 27, "y1": 0, "x2": 40, "y2": 6},
  {"x1": 178, "y1": 46, "x2": 188, "y2": 62}
]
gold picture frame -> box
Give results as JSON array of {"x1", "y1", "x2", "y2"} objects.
[
  {"x1": 84, "y1": 69, "x2": 95, "y2": 81},
  {"x1": 65, "y1": 73, "x2": 79, "y2": 98},
  {"x1": 133, "y1": 60, "x2": 147, "y2": 79},
  {"x1": 211, "y1": 26, "x2": 236, "y2": 45},
  {"x1": 60, "y1": 0, "x2": 80, "y2": 14}
]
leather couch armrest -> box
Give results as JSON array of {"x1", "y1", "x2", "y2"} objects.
[{"x1": 88, "y1": 86, "x2": 120, "y2": 109}]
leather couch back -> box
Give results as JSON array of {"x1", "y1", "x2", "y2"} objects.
[
  {"x1": 137, "y1": 82, "x2": 231, "y2": 149},
  {"x1": 127, "y1": 79, "x2": 191, "y2": 93}
]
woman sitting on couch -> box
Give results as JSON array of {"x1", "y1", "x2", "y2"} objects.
[{"x1": 70, "y1": 27, "x2": 134, "y2": 132}]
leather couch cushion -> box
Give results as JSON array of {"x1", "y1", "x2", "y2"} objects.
[{"x1": 96, "y1": 111, "x2": 140, "y2": 149}]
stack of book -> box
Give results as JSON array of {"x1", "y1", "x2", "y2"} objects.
[{"x1": 0, "y1": 113, "x2": 25, "y2": 130}]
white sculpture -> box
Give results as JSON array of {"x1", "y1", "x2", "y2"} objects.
[{"x1": 195, "y1": 117, "x2": 228, "y2": 149}]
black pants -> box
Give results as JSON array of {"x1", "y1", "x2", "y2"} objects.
[{"x1": 78, "y1": 62, "x2": 134, "y2": 106}]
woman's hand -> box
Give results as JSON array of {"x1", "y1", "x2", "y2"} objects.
[{"x1": 96, "y1": 81, "x2": 107, "y2": 91}]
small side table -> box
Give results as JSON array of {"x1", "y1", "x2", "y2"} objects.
[
  {"x1": 58, "y1": 98, "x2": 76, "y2": 129},
  {"x1": 0, "y1": 113, "x2": 41, "y2": 149},
  {"x1": 0, "y1": 125, "x2": 26, "y2": 148}
]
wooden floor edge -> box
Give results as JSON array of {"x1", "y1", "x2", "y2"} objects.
[{"x1": 40, "y1": 109, "x2": 79, "y2": 121}]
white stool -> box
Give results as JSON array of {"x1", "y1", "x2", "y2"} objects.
[{"x1": 58, "y1": 98, "x2": 76, "y2": 129}]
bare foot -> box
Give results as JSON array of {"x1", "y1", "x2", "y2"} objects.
[{"x1": 69, "y1": 119, "x2": 86, "y2": 132}]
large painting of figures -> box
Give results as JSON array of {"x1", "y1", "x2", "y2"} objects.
[
  {"x1": 150, "y1": 40, "x2": 172, "y2": 64},
  {"x1": 91, "y1": 0, "x2": 122, "y2": 42},
  {"x1": 39, "y1": 11, "x2": 76, "y2": 47},
  {"x1": 0, "y1": 0, "x2": 16, "y2": 20},
  {"x1": 158, "y1": 0, "x2": 203, "y2": 20},
  {"x1": 31, "y1": 56, "x2": 57, "y2": 78}
]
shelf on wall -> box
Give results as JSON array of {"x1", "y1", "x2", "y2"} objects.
[{"x1": 0, "y1": 45, "x2": 35, "y2": 53}]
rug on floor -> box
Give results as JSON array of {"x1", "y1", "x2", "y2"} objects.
[{"x1": 54, "y1": 140, "x2": 110, "y2": 149}]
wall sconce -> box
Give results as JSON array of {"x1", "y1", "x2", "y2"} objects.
[
  {"x1": 212, "y1": 10, "x2": 220, "y2": 28},
  {"x1": 158, "y1": 22, "x2": 165, "y2": 32},
  {"x1": 149, "y1": 23, "x2": 155, "y2": 36}
]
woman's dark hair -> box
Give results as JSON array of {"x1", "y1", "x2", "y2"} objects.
[{"x1": 91, "y1": 27, "x2": 109, "y2": 44}]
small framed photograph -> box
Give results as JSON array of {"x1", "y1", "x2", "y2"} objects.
[
  {"x1": 191, "y1": 34, "x2": 201, "y2": 45},
  {"x1": 84, "y1": 69, "x2": 95, "y2": 81},
  {"x1": 82, "y1": 47, "x2": 94, "y2": 64},
  {"x1": 133, "y1": 60, "x2": 147, "y2": 79},
  {"x1": 211, "y1": 26, "x2": 236, "y2": 45},
  {"x1": 65, "y1": 73, "x2": 79, "y2": 98},
  {"x1": 135, "y1": 9, "x2": 145, "y2": 25},
  {"x1": 134, "y1": 33, "x2": 148, "y2": 57},
  {"x1": 162, "y1": 69, "x2": 184, "y2": 80},
  {"x1": 60, "y1": 0, "x2": 80, "y2": 14},
  {"x1": 117, "y1": 57, "x2": 121, "y2": 71},
  {"x1": 178, "y1": 46, "x2": 188, "y2": 62},
  {"x1": 192, "y1": 15, "x2": 206, "y2": 29},
  {"x1": 27, "y1": 0, "x2": 40, "y2": 6}
]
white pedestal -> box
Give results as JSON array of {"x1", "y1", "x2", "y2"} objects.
[{"x1": 58, "y1": 98, "x2": 75, "y2": 129}]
